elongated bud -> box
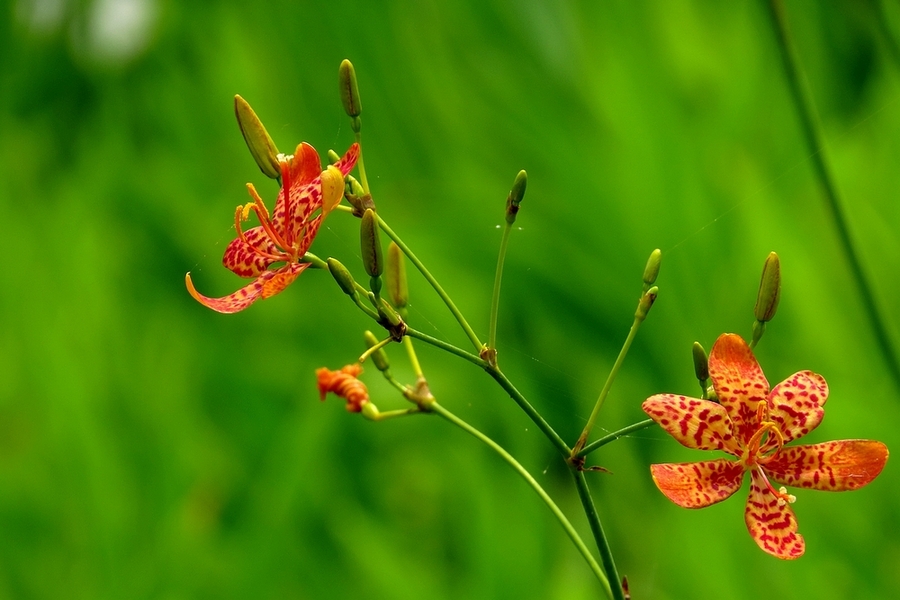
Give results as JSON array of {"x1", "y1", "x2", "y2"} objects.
[
  {"x1": 505, "y1": 170, "x2": 527, "y2": 225},
  {"x1": 327, "y1": 149, "x2": 341, "y2": 164},
  {"x1": 692, "y1": 341, "x2": 709, "y2": 383},
  {"x1": 364, "y1": 330, "x2": 391, "y2": 372},
  {"x1": 234, "y1": 95, "x2": 281, "y2": 179},
  {"x1": 635, "y1": 286, "x2": 658, "y2": 321},
  {"x1": 642, "y1": 249, "x2": 662, "y2": 289},
  {"x1": 339, "y1": 59, "x2": 362, "y2": 133},
  {"x1": 754, "y1": 252, "x2": 781, "y2": 323},
  {"x1": 386, "y1": 242, "x2": 408, "y2": 311},
  {"x1": 360, "y1": 209, "x2": 383, "y2": 279},
  {"x1": 327, "y1": 258, "x2": 357, "y2": 297}
]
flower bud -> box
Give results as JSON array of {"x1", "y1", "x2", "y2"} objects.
[
  {"x1": 327, "y1": 257, "x2": 357, "y2": 297},
  {"x1": 692, "y1": 341, "x2": 709, "y2": 383},
  {"x1": 635, "y1": 286, "x2": 658, "y2": 321},
  {"x1": 386, "y1": 242, "x2": 408, "y2": 311},
  {"x1": 234, "y1": 95, "x2": 281, "y2": 180},
  {"x1": 505, "y1": 170, "x2": 527, "y2": 225},
  {"x1": 327, "y1": 149, "x2": 341, "y2": 164},
  {"x1": 754, "y1": 252, "x2": 781, "y2": 323},
  {"x1": 642, "y1": 249, "x2": 662, "y2": 289},
  {"x1": 364, "y1": 330, "x2": 391, "y2": 372},
  {"x1": 360, "y1": 209, "x2": 383, "y2": 279},
  {"x1": 339, "y1": 59, "x2": 362, "y2": 117}
]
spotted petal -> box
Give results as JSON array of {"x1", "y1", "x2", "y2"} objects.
[
  {"x1": 273, "y1": 142, "x2": 325, "y2": 239},
  {"x1": 650, "y1": 459, "x2": 745, "y2": 508},
  {"x1": 764, "y1": 440, "x2": 888, "y2": 491},
  {"x1": 642, "y1": 394, "x2": 740, "y2": 454},
  {"x1": 185, "y1": 263, "x2": 308, "y2": 314},
  {"x1": 744, "y1": 469, "x2": 804, "y2": 559},
  {"x1": 223, "y1": 226, "x2": 281, "y2": 277},
  {"x1": 766, "y1": 370, "x2": 828, "y2": 445},
  {"x1": 709, "y1": 333, "x2": 769, "y2": 446}
]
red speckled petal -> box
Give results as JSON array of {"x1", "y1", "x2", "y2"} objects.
[
  {"x1": 222, "y1": 226, "x2": 282, "y2": 277},
  {"x1": 767, "y1": 371, "x2": 828, "y2": 444},
  {"x1": 273, "y1": 143, "x2": 323, "y2": 235},
  {"x1": 650, "y1": 459, "x2": 745, "y2": 508},
  {"x1": 744, "y1": 469, "x2": 804, "y2": 559},
  {"x1": 296, "y1": 215, "x2": 323, "y2": 256},
  {"x1": 709, "y1": 333, "x2": 769, "y2": 446},
  {"x1": 333, "y1": 142, "x2": 360, "y2": 176},
  {"x1": 260, "y1": 262, "x2": 307, "y2": 299},
  {"x1": 764, "y1": 440, "x2": 889, "y2": 491},
  {"x1": 185, "y1": 263, "x2": 307, "y2": 314},
  {"x1": 642, "y1": 394, "x2": 740, "y2": 455}
]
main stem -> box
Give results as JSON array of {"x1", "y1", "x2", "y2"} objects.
[
  {"x1": 571, "y1": 470, "x2": 625, "y2": 600},
  {"x1": 431, "y1": 402, "x2": 613, "y2": 598},
  {"x1": 765, "y1": 0, "x2": 900, "y2": 392}
]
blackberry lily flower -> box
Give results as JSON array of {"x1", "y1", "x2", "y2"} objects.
[
  {"x1": 186, "y1": 142, "x2": 359, "y2": 313},
  {"x1": 642, "y1": 333, "x2": 888, "y2": 559}
]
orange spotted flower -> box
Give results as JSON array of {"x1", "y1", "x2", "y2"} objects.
[
  {"x1": 317, "y1": 364, "x2": 369, "y2": 412},
  {"x1": 186, "y1": 142, "x2": 360, "y2": 313},
  {"x1": 642, "y1": 333, "x2": 888, "y2": 559}
]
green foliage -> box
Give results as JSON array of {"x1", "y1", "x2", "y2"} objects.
[{"x1": 2, "y1": 0, "x2": 899, "y2": 598}]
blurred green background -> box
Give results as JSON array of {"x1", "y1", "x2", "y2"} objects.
[{"x1": 3, "y1": 0, "x2": 900, "y2": 598}]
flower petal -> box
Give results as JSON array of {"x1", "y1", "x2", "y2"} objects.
[
  {"x1": 222, "y1": 226, "x2": 281, "y2": 277},
  {"x1": 273, "y1": 142, "x2": 324, "y2": 238},
  {"x1": 709, "y1": 333, "x2": 769, "y2": 446},
  {"x1": 642, "y1": 394, "x2": 740, "y2": 454},
  {"x1": 650, "y1": 459, "x2": 745, "y2": 508},
  {"x1": 333, "y1": 142, "x2": 360, "y2": 176},
  {"x1": 764, "y1": 440, "x2": 889, "y2": 491},
  {"x1": 767, "y1": 370, "x2": 828, "y2": 444},
  {"x1": 185, "y1": 263, "x2": 307, "y2": 314},
  {"x1": 745, "y1": 469, "x2": 805, "y2": 559}
]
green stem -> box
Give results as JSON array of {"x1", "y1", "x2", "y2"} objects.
[
  {"x1": 406, "y1": 327, "x2": 570, "y2": 456},
  {"x1": 403, "y1": 336, "x2": 424, "y2": 379},
  {"x1": 573, "y1": 314, "x2": 644, "y2": 456},
  {"x1": 488, "y1": 223, "x2": 513, "y2": 352},
  {"x1": 765, "y1": 0, "x2": 900, "y2": 392},
  {"x1": 430, "y1": 402, "x2": 612, "y2": 598},
  {"x1": 354, "y1": 131, "x2": 371, "y2": 194},
  {"x1": 376, "y1": 215, "x2": 484, "y2": 352},
  {"x1": 571, "y1": 470, "x2": 624, "y2": 600},
  {"x1": 576, "y1": 419, "x2": 656, "y2": 459}
]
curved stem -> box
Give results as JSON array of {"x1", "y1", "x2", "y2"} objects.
[
  {"x1": 573, "y1": 314, "x2": 644, "y2": 456},
  {"x1": 765, "y1": 0, "x2": 900, "y2": 392},
  {"x1": 488, "y1": 223, "x2": 513, "y2": 353},
  {"x1": 571, "y1": 470, "x2": 624, "y2": 600},
  {"x1": 376, "y1": 215, "x2": 484, "y2": 352},
  {"x1": 354, "y1": 131, "x2": 371, "y2": 194},
  {"x1": 430, "y1": 402, "x2": 612, "y2": 598},
  {"x1": 406, "y1": 327, "x2": 486, "y2": 368},
  {"x1": 576, "y1": 419, "x2": 656, "y2": 459}
]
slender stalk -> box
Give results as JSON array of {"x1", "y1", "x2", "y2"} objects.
[
  {"x1": 573, "y1": 315, "x2": 644, "y2": 456},
  {"x1": 765, "y1": 0, "x2": 900, "y2": 392},
  {"x1": 576, "y1": 419, "x2": 656, "y2": 459},
  {"x1": 571, "y1": 470, "x2": 624, "y2": 600},
  {"x1": 406, "y1": 327, "x2": 571, "y2": 456},
  {"x1": 431, "y1": 402, "x2": 612, "y2": 598},
  {"x1": 488, "y1": 223, "x2": 513, "y2": 352},
  {"x1": 403, "y1": 336, "x2": 424, "y2": 379},
  {"x1": 354, "y1": 131, "x2": 371, "y2": 194},
  {"x1": 484, "y1": 366, "x2": 571, "y2": 457},
  {"x1": 376, "y1": 215, "x2": 484, "y2": 352},
  {"x1": 406, "y1": 327, "x2": 486, "y2": 368}
]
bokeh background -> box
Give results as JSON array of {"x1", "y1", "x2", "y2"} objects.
[{"x1": 3, "y1": 0, "x2": 900, "y2": 598}]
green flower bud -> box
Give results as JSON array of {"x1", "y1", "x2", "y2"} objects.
[
  {"x1": 327, "y1": 149, "x2": 341, "y2": 164},
  {"x1": 754, "y1": 252, "x2": 781, "y2": 323},
  {"x1": 360, "y1": 209, "x2": 383, "y2": 279},
  {"x1": 339, "y1": 59, "x2": 362, "y2": 134},
  {"x1": 635, "y1": 286, "x2": 658, "y2": 321},
  {"x1": 505, "y1": 170, "x2": 527, "y2": 225},
  {"x1": 364, "y1": 330, "x2": 391, "y2": 372},
  {"x1": 234, "y1": 95, "x2": 281, "y2": 180},
  {"x1": 692, "y1": 341, "x2": 709, "y2": 383},
  {"x1": 642, "y1": 249, "x2": 662, "y2": 289},
  {"x1": 386, "y1": 242, "x2": 408, "y2": 311},
  {"x1": 327, "y1": 257, "x2": 357, "y2": 297}
]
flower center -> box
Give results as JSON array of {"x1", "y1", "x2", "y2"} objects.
[{"x1": 741, "y1": 401, "x2": 784, "y2": 468}]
